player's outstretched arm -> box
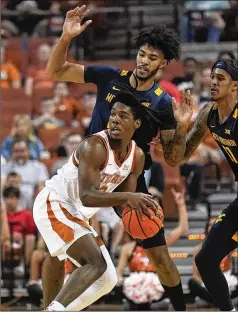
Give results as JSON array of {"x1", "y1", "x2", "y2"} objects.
[
  {"x1": 46, "y1": 5, "x2": 92, "y2": 83},
  {"x1": 184, "y1": 102, "x2": 213, "y2": 161}
]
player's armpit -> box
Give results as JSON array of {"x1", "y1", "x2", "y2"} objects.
[{"x1": 184, "y1": 103, "x2": 213, "y2": 161}]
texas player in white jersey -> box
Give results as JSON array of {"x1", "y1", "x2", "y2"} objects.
[{"x1": 33, "y1": 90, "x2": 160, "y2": 311}]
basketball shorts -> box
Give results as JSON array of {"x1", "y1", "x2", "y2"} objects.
[
  {"x1": 33, "y1": 187, "x2": 103, "y2": 261},
  {"x1": 114, "y1": 171, "x2": 166, "y2": 249}
]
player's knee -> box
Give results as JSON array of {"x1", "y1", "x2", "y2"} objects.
[{"x1": 195, "y1": 248, "x2": 210, "y2": 270}]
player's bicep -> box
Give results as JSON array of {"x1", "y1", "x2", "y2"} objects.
[
  {"x1": 78, "y1": 138, "x2": 107, "y2": 196},
  {"x1": 55, "y1": 62, "x2": 85, "y2": 83}
]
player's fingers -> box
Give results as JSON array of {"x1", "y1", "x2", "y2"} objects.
[
  {"x1": 76, "y1": 5, "x2": 87, "y2": 18},
  {"x1": 171, "y1": 97, "x2": 177, "y2": 112},
  {"x1": 143, "y1": 198, "x2": 158, "y2": 215},
  {"x1": 66, "y1": 7, "x2": 79, "y2": 17},
  {"x1": 81, "y1": 9, "x2": 90, "y2": 20},
  {"x1": 143, "y1": 207, "x2": 154, "y2": 219},
  {"x1": 81, "y1": 19, "x2": 92, "y2": 31},
  {"x1": 136, "y1": 206, "x2": 145, "y2": 220}
]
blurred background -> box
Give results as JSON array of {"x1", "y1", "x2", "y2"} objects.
[{"x1": 1, "y1": 0, "x2": 238, "y2": 311}]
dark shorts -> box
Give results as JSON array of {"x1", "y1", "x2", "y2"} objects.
[
  {"x1": 200, "y1": 194, "x2": 238, "y2": 258},
  {"x1": 114, "y1": 171, "x2": 166, "y2": 249}
]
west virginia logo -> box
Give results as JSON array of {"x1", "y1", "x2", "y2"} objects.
[
  {"x1": 225, "y1": 129, "x2": 231, "y2": 135},
  {"x1": 215, "y1": 213, "x2": 226, "y2": 224}
]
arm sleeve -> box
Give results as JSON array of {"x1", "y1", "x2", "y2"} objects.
[
  {"x1": 84, "y1": 64, "x2": 119, "y2": 86},
  {"x1": 157, "y1": 94, "x2": 177, "y2": 130}
]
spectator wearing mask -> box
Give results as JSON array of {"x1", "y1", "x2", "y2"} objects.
[
  {"x1": 1, "y1": 139, "x2": 49, "y2": 207},
  {"x1": 171, "y1": 57, "x2": 199, "y2": 92},
  {"x1": 33, "y1": 97, "x2": 65, "y2": 130},
  {"x1": 25, "y1": 43, "x2": 54, "y2": 96},
  {"x1": 50, "y1": 131, "x2": 83, "y2": 176},
  {"x1": 4, "y1": 172, "x2": 32, "y2": 210},
  {"x1": 2, "y1": 114, "x2": 45, "y2": 160},
  {"x1": 3, "y1": 186, "x2": 36, "y2": 266},
  {"x1": 1, "y1": 46, "x2": 21, "y2": 88}
]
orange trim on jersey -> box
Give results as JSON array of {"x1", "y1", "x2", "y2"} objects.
[
  {"x1": 72, "y1": 153, "x2": 79, "y2": 168},
  {"x1": 93, "y1": 133, "x2": 109, "y2": 170},
  {"x1": 131, "y1": 144, "x2": 137, "y2": 173},
  {"x1": 96, "y1": 236, "x2": 104, "y2": 247},
  {"x1": 46, "y1": 194, "x2": 74, "y2": 243},
  {"x1": 59, "y1": 203, "x2": 91, "y2": 230}
]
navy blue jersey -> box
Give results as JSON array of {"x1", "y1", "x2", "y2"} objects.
[
  {"x1": 207, "y1": 103, "x2": 238, "y2": 180},
  {"x1": 84, "y1": 65, "x2": 177, "y2": 169}
]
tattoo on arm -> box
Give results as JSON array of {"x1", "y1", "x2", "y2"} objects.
[{"x1": 184, "y1": 103, "x2": 212, "y2": 161}]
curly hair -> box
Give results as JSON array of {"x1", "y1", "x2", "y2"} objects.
[{"x1": 134, "y1": 25, "x2": 180, "y2": 62}]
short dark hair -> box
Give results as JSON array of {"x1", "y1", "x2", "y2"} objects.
[
  {"x1": 134, "y1": 25, "x2": 180, "y2": 62},
  {"x1": 183, "y1": 57, "x2": 198, "y2": 65},
  {"x1": 217, "y1": 51, "x2": 236, "y2": 61},
  {"x1": 12, "y1": 138, "x2": 28, "y2": 148},
  {"x1": 3, "y1": 186, "x2": 20, "y2": 199},
  {"x1": 113, "y1": 90, "x2": 145, "y2": 120},
  {"x1": 7, "y1": 172, "x2": 21, "y2": 179}
]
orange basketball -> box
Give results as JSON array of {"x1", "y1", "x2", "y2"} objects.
[{"x1": 122, "y1": 205, "x2": 163, "y2": 240}]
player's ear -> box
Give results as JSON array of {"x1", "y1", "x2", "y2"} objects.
[
  {"x1": 159, "y1": 59, "x2": 168, "y2": 69},
  {"x1": 135, "y1": 119, "x2": 141, "y2": 129},
  {"x1": 232, "y1": 81, "x2": 238, "y2": 91}
]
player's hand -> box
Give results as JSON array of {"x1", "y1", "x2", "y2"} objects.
[
  {"x1": 171, "y1": 187, "x2": 186, "y2": 206},
  {"x1": 126, "y1": 193, "x2": 160, "y2": 220},
  {"x1": 63, "y1": 5, "x2": 92, "y2": 40},
  {"x1": 172, "y1": 90, "x2": 193, "y2": 126}
]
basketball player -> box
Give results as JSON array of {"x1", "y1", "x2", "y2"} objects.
[
  {"x1": 174, "y1": 59, "x2": 237, "y2": 311},
  {"x1": 46, "y1": 5, "x2": 193, "y2": 310},
  {"x1": 34, "y1": 90, "x2": 160, "y2": 311}
]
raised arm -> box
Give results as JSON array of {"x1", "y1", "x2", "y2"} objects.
[
  {"x1": 46, "y1": 5, "x2": 91, "y2": 83},
  {"x1": 184, "y1": 102, "x2": 212, "y2": 161},
  {"x1": 77, "y1": 139, "x2": 159, "y2": 212}
]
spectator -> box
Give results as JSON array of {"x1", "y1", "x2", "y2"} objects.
[
  {"x1": 155, "y1": 69, "x2": 181, "y2": 104},
  {"x1": 1, "y1": 46, "x2": 21, "y2": 88},
  {"x1": 25, "y1": 43, "x2": 54, "y2": 96},
  {"x1": 97, "y1": 208, "x2": 124, "y2": 258},
  {"x1": 217, "y1": 51, "x2": 236, "y2": 61},
  {"x1": 171, "y1": 57, "x2": 199, "y2": 92},
  {"x1": 32, "y1": 1, "x2": 64, "y2": 38},
  {"x1": 3, "y1": 186, "x2": 36, "y2": 266},
  {"x1": 117, "y1": 188, "x2": 189, "y2": 311},
  {"x1": 32, "y1": 97, "x2": 65, "y2": 130},
  {"x1": 82, "y1": 92, "x2": 97, "y2": 131},
  {"x1": 182, "y1": 1, "x2": 226, "y2": 43},
  {"x1": 50, "y1": 131, "x2": 83, "y2": 176},
  {"x1": 197, "y1": 66, "x2": 212, "y2": 106},
  {"x1": 2, "y1": 114, "x2": 45, "y2": 160},
  {"x1": 53, "y1": 82, "x2": 87, "y2": 126},
  {"x1": 4, "y1": 172, "x2": 32, "y2": 210},
  {"x1": 1, "y1": 201, "x2": 11, "y2": 261},
  {"x1": 1, "y1": 139, "x2": 49, "y2": 207},
  {"x1": 26, "y1": 236, "x2": 47, "y2": 307},
  {"x1": 188, "y1": 217, "x2": 238, "y2": 308}
]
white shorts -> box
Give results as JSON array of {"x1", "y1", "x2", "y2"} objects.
[{"x1": 33, "y1": 187, "x2": 103, "y2": 261}]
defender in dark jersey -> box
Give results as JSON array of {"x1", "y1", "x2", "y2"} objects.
[
  {"x1": 178, "y1": 59, "x2": 238, "y2": 311},
  {"x1": 45, "y1": 5, "x2": 195, "y2": 311}
]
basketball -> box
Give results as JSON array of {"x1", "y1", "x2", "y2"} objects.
[{"x1": 122, "y1": 205, "x2": 163, "y2": 240}]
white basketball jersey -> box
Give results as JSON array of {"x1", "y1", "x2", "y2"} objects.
[{"x1": 45, "y1": 130, "x2": 137, "y2": 219}]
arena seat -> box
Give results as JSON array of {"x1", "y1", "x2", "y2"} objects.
[
  {"x1": 39, "y1": 158, "x2": 59, "y2": 174},
  {"x1": 70, "y1": 83, "x2": 97, "y2": 97},
  {"x1": 2, "y1": 89, "x2": 32, "y2": 115},
  {"x1": 5, "y1": 38, "x2": 27, "y2": 72}
]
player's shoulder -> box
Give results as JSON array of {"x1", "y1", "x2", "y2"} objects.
[
  {"x1": 76, "y1": 135, "x2": 107, "y2": 159},
  {"x1": 198, "y1": 101, "x2": 215, "y2": 119},
  {"x1": 151, "y1": 85, "x2": 172, "y2": 108},
  {"x1": 134, "y1": 145, "x2": 145, "y2": 163}
]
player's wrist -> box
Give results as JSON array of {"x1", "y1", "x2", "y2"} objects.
[{"x1": 61, "y1": 33, "x2": 73, "y2": 43}]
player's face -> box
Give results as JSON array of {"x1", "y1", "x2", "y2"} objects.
[
  {"x1": 210, "y1": 68, "x2": 234, "y2": 100},
  {"x1": 136, "y1": 44, "x2": 167, "y2": 81},
  {"x1": 108, "y1": 103, "x2": 141, "y2": 140}
]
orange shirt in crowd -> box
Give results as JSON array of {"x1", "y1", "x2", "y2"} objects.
[
  {"x1": 129, "y1": 245, "x2": 155, "y2": 272},
  {"x1": 1, "y1": 61, "x2": 21, "y2": 88},
  {"x1": 27, "y1": 65, "x2": 55, "y2": 89}
]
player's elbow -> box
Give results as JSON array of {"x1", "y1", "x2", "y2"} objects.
[{"x1": 80, "y1": 191, "x2": 95, "y2": 207}]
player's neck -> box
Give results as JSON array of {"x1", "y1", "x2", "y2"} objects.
[
  {"x1": 108, "y1": 137, "x2": 130, "y2": 159},
  {"x1": 129, "y1": 71, "x2": 155, "y2": 91},
  {"x1": 217, "y1": 97, "x2": 237, "y2": 122}
]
